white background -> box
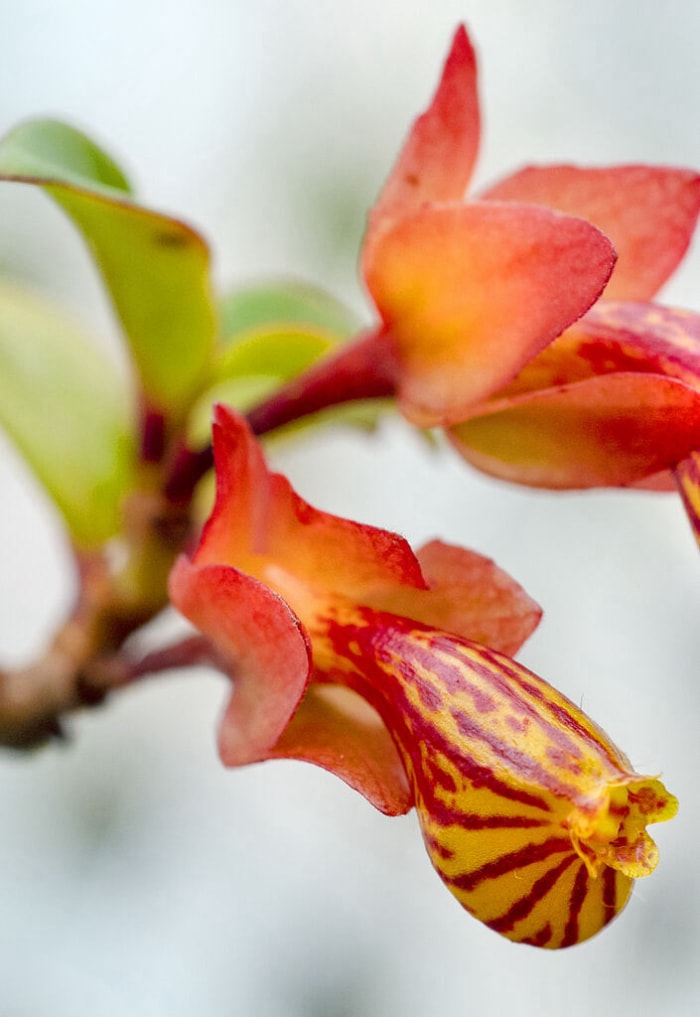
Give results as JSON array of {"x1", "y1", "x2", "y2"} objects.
[{"x1": 0, "y1": 2, "x2": 699, "y2": 1015}]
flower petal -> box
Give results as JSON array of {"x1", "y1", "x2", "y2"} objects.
[
  {"x1": 270, "y1": 684, "x2": 412, "y2": 816},
  {"x1": 197, "y1": 404, "x2": 428, "y2": 596},
  {"x1": 483, "y1": 165, "x2": 700, "y2": 300},
  {"x1": 450, "y1": 373, "x2": 700, "y2": 488},
  {"x1": 169, "y1": 557, "x2": 312, "y2": 766},
  {"x1": 496, "y1": 301, "x2": 700, "y2": 402},
  {"x1": 309, "y1": 604, "x2": 676, "y2": 947},
  {"x1": 364, "y1": 24, "x2": 479, "y2": 259},
  {"x1": 675, "y1": 450, "x2": 700, "y2": 548},
  {"x1": 365, "y1": 202, "x2": 616, "y2": 425},
  {"x1": 363, "y1": 539, "x2": 542, "y2": 656}
]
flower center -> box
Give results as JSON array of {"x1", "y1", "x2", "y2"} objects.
[{"x1": 568, "y1": 778, "x2": 677, "y2": 879}]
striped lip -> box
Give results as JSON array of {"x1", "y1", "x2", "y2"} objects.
[{"x1": 306, "y1": 601, "x2": 677, "y2": 948}]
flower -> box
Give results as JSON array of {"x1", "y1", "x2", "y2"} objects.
[
  {"x1": 246, "y1": 25, "x2": 700, "y2": 547},
  {"x1": 447, "y1": 172, "x2": 700, "y2": 542},
  {"x1": 246, "y1": 24, "x2": 618, "y2": 436},
  {"x1": 169, "y1": 404, "x2": 677, "y2": 948}
]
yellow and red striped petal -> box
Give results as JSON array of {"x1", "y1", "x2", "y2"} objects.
[
  {"x1": 169, "y1": 557, "x2": 312, "y2": 766},
  {"x1": 365, "y1": 202, "x2": 616, "y2": 426},
  {"x1": 675, "y1": 450, "x2": 700, "y2": 548},
  {"x1": 450, "y1": 373, "x2": 700, "y2": 488},
  {"x1": 308, "y1": 603, "x2": 677, "y2": 947},
  {"x1": 269, "y1": 684, "x2": 412, "y2": 816},
  {"x1": 483, "y1": 165, "x2": 700, "y2": 301},
  {"x1": 363, "y1": 24, "x2": 479, "y2": 261}
]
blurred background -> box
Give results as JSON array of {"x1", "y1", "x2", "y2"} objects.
[{"x1": 0, "y1": 1, "x2": 699, "y2": 1014}]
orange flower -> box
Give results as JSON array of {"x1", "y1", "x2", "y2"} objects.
[
  {"x1": 247, "y1": 25, "x2": 617, "y2": 435},
  {"x1": 449, "y1": 165, "x2": 700, "y2": 542},
  {"x1": 169, "y1": 405, "x2": 676, "y2": 947},
  {"x1": 247, "y1": 23, "x2": 700, "y2": 544}
]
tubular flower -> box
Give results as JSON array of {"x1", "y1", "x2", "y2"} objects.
[
  {"x1": 449, "y1": 165, "x2": 700, "y2": 543},
  {"x1": 246, "y1": 24, "x2": 617, "y2": 436},
  {"x1": 169, "y1": 405, "x2": 677, "y2": 948}
]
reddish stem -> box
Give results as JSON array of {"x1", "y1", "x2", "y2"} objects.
[{"x1": 246, "y1": 326, "x2": 398, "y2": 436}]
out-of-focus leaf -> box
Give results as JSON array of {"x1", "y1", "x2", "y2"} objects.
[
  {"x1": 188, "y1": 377, "x2": 278, "y2": 447},
  {"x1": 219, "y1": 279, "x2": 361, "y2": 343},
  {"x1": 0, "y1": 117, "x2": 132, "y2": 195},
  {"x1": 188, "y1": 326, "x2": 338, "y2": 446},
  {"x1": 0, "y1": 118, "x2": 217, "y2": 415},
  {"x1": 216, "y1": 325, "x2": 336, "y2": 382},
  {"x1": 0, "y1": 282, "x2": 135, "y2": 547}
]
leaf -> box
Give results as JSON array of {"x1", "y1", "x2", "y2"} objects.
[
  {"x1": 219, "y1": 279, "x2": 360, "y2": 343},
  {"x1": 187, "y1": 325, "x2": 340, "y2": 446},
  {"x1": 216, "y1": 324, "x2": 336, "y2": 381},
  {"x1": 0, "y1": 281, "x2": 135, "y2": 547},
  {"x1": 0, "y1": 118, "x2": 217, "y2": 415}
]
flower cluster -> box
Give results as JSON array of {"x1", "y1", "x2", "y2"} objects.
[
  {"x1": 171, "y1": 406, "x2": 676, "y2": 948},
  {"x1": 0, "y1": 21, "x2": 687, "y2": 950}
]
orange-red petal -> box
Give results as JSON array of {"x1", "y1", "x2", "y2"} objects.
[
  {"x1": 364, "y1": 24, "x2": 479, "y2": 263},
  {"x1": 496, "y1": 301, "x2": 700, "y2": 400},
  {"x1": 196, "y1": 404, "x2": 428, "y2": 597},
  {"x1": 450, "y1": 373, "x2": 700, "y2": 488},
  {"x1": 365, "y1": 201, "x2": 616, "y2": 426},
  {"x1": 483, "y1": 165, "x2": 700, "y2": 301},
  {"x1": 169, "y1": 556, "x2": 312, "y2": 766},
  {"x1": 269, "y1": 684, "x2": 412, "y2": 815},
  {"x1": 363, "y1": 539, "x2": 542, "y2": 656}
]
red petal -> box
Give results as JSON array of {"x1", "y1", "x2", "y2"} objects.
[
  {"x1": 582, "y1": 301, "x2": 700, "y2": 382},
  {"x1": 197, "y1": 404, "x2": 427, "y2": 596},
  {"x1": 483, "y1": 165, "x2": 700, "y2": 301},
  {"x1": 365, "y1": 202, "x2": 616, "y2": 426},
  {"x1": 675, "y1": 451, "x2": 700, "y2": 548},
  {"x1": 270, "y1": 684, "x2": 412, "y2": 816},
  {"x1": 169, "y1": 557, "x2": 312, "y2": 766},
  {"x1": 496, "y1": 301, "x2": 700, "y2": 400},
  {"x1": 364, "y1": 24, "x2": 479, "y2": 261},
  {"x1": 450, "y1": 373, "x2": 700, "y2": 488},
  {"x1": 363, "y1": 539, "x2": 541, "y2": 656}
]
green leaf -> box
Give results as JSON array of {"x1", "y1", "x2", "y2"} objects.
[
  {"x1": 0, "y1": 281, "x2": 136, "y2": 548},
  {"x1": 0, "y1": 119, "x2": 217, "y2": 415},
  {"x1": 188, "y1": 326, "x2": 336, "y2": 448},
  {"x1": 216, "y1": 325, "x2": 336, "y2": 382},
  {"x1": 0, "y1": 117, "x2": 132, "y2": 196},
  {"x1": 188, "y1": 377, "x2": 278, "y2": 447},
  {"x1": 219, "y1": 279, "x2": 361, "y2": 344}
]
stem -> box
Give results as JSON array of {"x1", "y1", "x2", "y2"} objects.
[
  {"x1": 161, "y1": 326, "x2": 399, "y2": 504},
  {"x1": 246, "y1": 326, "x2": 398, "y2": 436},
  {"x1": 0, "y1": 480, "x2": 195, "y2": 750}
]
